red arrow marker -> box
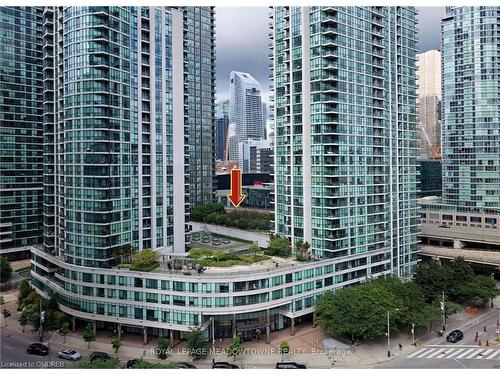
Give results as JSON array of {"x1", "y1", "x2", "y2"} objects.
[{"x1": 227, "y1": 168, "x2": 246, "y2": 207}]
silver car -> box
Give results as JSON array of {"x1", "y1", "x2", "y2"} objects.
[{"x1": 57, "y1": 348, "x2": 82, "y2": 361}]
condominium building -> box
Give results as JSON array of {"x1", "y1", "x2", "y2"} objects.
[
  {"x1": 0, "y1": 7, "x2": 43, "y2": 257},
  {"x1": 228, "y1": 71, "x2": 265, "y2": 161},
  {"x1": 272, "y1": 6, "x2": 419, "y2": 276},
  {"x1": 215, "y1": 100, "x2": 229, "y2": 161},
  {"x1": 416, "y1": 50, "x2": 442, "y2": 158},
  {"x1": 441, "y1": 6, "x2": 500, "y2": 210},
  {"x1": 28, "y1": 6, "x2": 418, "y2": 343},
  {"x1": 184, "y1": 7, "x2": 216, "y2": 207}
]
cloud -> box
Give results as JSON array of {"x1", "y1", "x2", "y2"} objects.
[
  {"x1": 215, "y1": 6, "x2": 270, "y2": 101},
  {"x1": 215, "y1": 7, "x2": 443, "y2": 101},
  {"x1": 417, "y1": 6, "x2": 445, "y2": 53}
]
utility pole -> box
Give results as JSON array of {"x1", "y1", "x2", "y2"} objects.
[{"x1": 411, "y1": 322, "x2": 415, "y2": 346}]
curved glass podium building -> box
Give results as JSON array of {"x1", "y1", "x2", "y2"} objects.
[{"x1": 31, "y1": 6, "x2": 418, "y2": 342}]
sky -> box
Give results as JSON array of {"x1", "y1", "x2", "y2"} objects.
[{"x1": 215, "y1": 6, "x2": 444, "y2": 102}]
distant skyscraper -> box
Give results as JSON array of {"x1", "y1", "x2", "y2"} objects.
[
  {"x1": 442, "y1": 6, "x2": 500, "y2": 210},
  {"x1": 215, "y1": 100, "x2": 229, "y2": 161},
  {"x1": 272, "y1": 6, "x2": 419, "y2": 276},
  {"x1": 228, "y1": 71, "x2": 264, "y2": 161},
  {"x1": 184, "y1": 7, "x2": 216, "y2": 207},
  {"x1": 0, "y1": 6, "x2": 43, "y2": 252},
  {"x1": 416, "y1": 50, "x2": 442, "y2": 158}
]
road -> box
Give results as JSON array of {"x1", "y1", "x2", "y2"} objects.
[
  {"x1": 374, "y1": 308, "x2": 500, "y2": 369},
  {"x1": 0, "y1": 333, "x2": 73, "y2": 368}
]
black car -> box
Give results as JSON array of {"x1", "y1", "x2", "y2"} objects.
[
  {"x1": 89, "y1": 351, "x2": 111, "y2": 362},
  {"x1": 446, "y1": 329, "x2": 464, "y2": 343},
  {"x1": 212, "y1": 362, "x2": 239, "y2": 369},
  {"x1": 276, "y1": 362, "x2": 307, "y2": 369},
  {"x1": 27, "y1": 343, "x2": 49, "y2": 356},
  {"x1": 176, "y1": 362, "x2": 197, "y2": 369},
  {"x1": 126, "y1": 359, "x2": 141, "y2": 368}
]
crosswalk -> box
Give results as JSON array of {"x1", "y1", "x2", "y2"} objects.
[{"x1": 407, "y1": 346, "x2": 500, "y2": 360}]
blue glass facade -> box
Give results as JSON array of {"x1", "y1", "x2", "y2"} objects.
[
  {"x1": 442, "y1": 6, "x2": 500, "y2": 210},
  {"x1": 0, "y1": 7, "x2": 43, "y2": 250}
]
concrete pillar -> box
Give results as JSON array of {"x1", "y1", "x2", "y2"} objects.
[
  {"x1": 232, "y1": 314, "x2": 237, "y2": 337},
  {"x1": 266, "y1": 309, "x2": 271, "y2": 344},
  {"x1": 71, "y1": 316, "x2": 76, "y2": 332},
  {"x1": 291, "y1": 317, "x2": 295, "y2": 336},
  {"x1": 117, "y1": 324, "x2": 122, "y2": 340},
  {"x1": 313, "y1": 310, "x2": 317, "y2": 328},
  {"x1": 170, "y1": 329, "x2": 174, "y2": 347},
  {"x1": 92, "y1": 320, "x2": 96, "y2": 335},
  {"x1": 143, "y1": 327, "x2": 148, "y2": 345}
]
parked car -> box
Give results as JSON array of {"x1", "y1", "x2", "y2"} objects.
[
  {"x1": 276, "y1": 362, "x2": 307, "y2": 369},
  {"x1": 57, "y1": 348, "x2": 82, "y2": 361},
  {"x1": 176, "y1": 362, "x2": 197, "y2": 369},
  {"x1": 26, "y1": 343, "x2": 49, "y2": 356},
  {"x1": 212, "y1": 362, "x2": 239, "y2": 369},
  {"x1": 446, "y1": 329, "x2": 464, "y2": 343},
  {"x1": 438, "y1": 224, "x2": 451, "y2": 228},
  {"x1": 89, "y1": 351, "x2": 111, "y2": 362},
  {"x1": 126, "y1": 359, "x2": 141, "y2": 368}
]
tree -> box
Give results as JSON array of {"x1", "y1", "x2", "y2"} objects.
[
  {"x1": 278, "y1": 340, "x2": 290, "y2": 360},
  {"x1": 73, "y1": 358, "x2": 120, "y2": 369},
  {"x1": 20, "y1": 304, "x2": 39, "y2": 330},
  {"x1": 130, "y1": 249, "x2": 159, "y2": 271},
  {"x1": 111, "y1": 337, "x2": 122, "y2": 353},
  {"x1": 83, "y1": 323, "x2": 96, "y2": 349},
  {"x1": 227, "y1": 335, "x2": 244, "y2": 362},
  {"x1": 0, "y1": 296, "x2": 4, "y2": 305},
  {"x1": 0, "y1": 256, "x2": 12, "y2": 283},
  {"x1": 455, "y1": 275, "x2": 498, "y2": 307},
  {"x1": 129, "y1": 360, "x2": 178, "y2": 369},
  {"x1": 316, "y1": 281, "x2": 399, "y2": 341},
  {"x1": 185, "y1": 327, "x2": 209, "y2": 359},
  {"x1": 19, "y1": 311, "x2": 29, "y2": 333},
  {"x1": 248, "y1": 243, "x2": 260, "y2": 258},
  {"x1": 2, "y1": 308, "x2": 11, "y2": 326},
  {"x1": 267, "y1": 235, "x2": 291, "y2": 257},
  {"x1": 295, "y1": 240, "x2": 311, "y2": 257},
  {"x1": 59, "y1": 322, "x2": 70, "y2": 343},
  {"x1": 412, "y1": 260, "x2": 451, "y2": 302},
  {"x1": 156, "y1": 336, "x2": 170, "y2": 359},
  {"x1": 17, "y1": 280, "x2": 31, "y2": 309}
]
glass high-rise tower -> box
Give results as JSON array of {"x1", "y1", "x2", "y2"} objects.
[
  {"x1": 228, "y1": 71, "x2": 265, "y2": 162},
  {"x1": 184, "y1": 7, "x2": 216, "y2": 207},
  {"x1": 0, "y1": 7, "x2": 43, "y2": 253},
  {"x1": 442, "y1": 6, "x2": 500, "y2": 210},
  {"x1": 38, "y1": 6, "x2": 189, "y2": 269},
  {"x1": 272, "y1": 6, "x2": 419, "y2": 276}
]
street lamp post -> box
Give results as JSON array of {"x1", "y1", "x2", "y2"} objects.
[
  {"x1": 386, "y1": 311, "x2": 391, "y2": 358},
  {"x1": 386, "y1": 308, "x2": 400, "y2": 358},
  {"x1": 441, "y1": 290, "x2": 446, "y2": 332},
  {"x1": 47, "y1": 329, "x2": 60, "y2": 367},
  {"x1": 411, "y1": 322, "x2": 415, "y2": 346}
]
